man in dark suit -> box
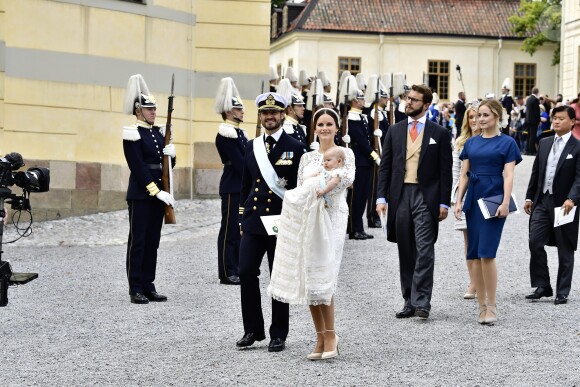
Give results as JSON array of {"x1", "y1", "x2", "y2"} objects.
[
  {"x1": 524, "y1": 105, "x2": 580, "y2": 305},
  {"x1": 215, "y1": 77, "x2": 247, "y2": 285},
  {"x1": 525, "y1": 87, "x2": 541, "y2": 155},
  {"x1": 455, "y1": 91, "x2": 466, "y2": 132},
  {"x1": 376, "y1": 84, "x2": 453, "y2": 319},
  {"x1": 236, "y1": 93, "x2": 306, "y2": 352},
  {"x1": 500, "y1": 79, "x2": 515, "y2": 135}
]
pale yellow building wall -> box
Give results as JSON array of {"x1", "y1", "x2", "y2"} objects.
[
  {"x1": 0, "y1": 0, "x2": 271, "y2": 218},
  {"x1": 561, "y1": 0, "x2": 580, "y2": 100},
  {"x1": 271, "y1": 32, "x2": 558, "y2": 102}
]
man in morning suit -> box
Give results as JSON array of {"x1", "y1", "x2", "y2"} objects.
[
  {"x1": 455, "y1": 91, "x2": 466, "y2": 133},
  {"x1": 214, "y1": 77, "x2": 248, "y2": 285},
  {"x1": 524, "y1": 105, "x2": 580, "y2": 305},
  {"x1": 236, "y1": 93, "x2": 306, "y2": 352},
  {"x1": 525, "y1": 87, "x2": 541, "y2": 155},
  {"x1": 376, "y1": 84, "x2": 453, "y2": 319}
]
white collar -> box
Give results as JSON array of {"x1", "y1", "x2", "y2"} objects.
[
  {"x1": 407, "y1": 115, "x2": 427, "y2": 125},
  {"x1": 265, "y1": 128, "x2": 283, "y2": 142},
  {"x1": 136, "y1": 120, "x2": 153, "y2": 129},
  {"x1": 285, "y1": 116, "x2": 299, "y2": 125},
  {"x1": 555, "y1": 131, "x2": 572, "y2": 145}
]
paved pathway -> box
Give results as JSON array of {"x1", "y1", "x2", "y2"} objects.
[{"x1": 1, "y1": 155, "x2": 579, "y2": 386}]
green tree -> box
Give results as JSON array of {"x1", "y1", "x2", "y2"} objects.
[{"x1": 509, "y1": 0, "x2": 561, "y2": 65}]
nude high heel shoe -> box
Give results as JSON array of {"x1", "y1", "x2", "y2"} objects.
[
  {"x1": 306, "y1": 332, "x2": 324, "y2": 360},
  {"x1": 484, "y1": 304, "x2": 497, "y2": 325},
  {"x1": 321, "y1": 330, "x2": 339, "y2": 360},
  {"x1": 478, "y1": 305, "x2": 487, "y2": 324}
]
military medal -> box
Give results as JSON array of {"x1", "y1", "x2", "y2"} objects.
[{"x1": 276, "y1": 177, "x2": 288, "y2": 188}]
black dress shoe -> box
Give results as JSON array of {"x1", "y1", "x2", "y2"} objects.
[
  {"x1": 414, "y1": 308, "x2": 430, "y2": 319},
  {"x1": 349, "y1": 232, "x2": 367, "y2": 240},
  {"x1": 525, "y1": 286, "x2": 553, "y2": 300},
  {"x1": 144, "y1": 291, "x2": 167, "y2": 302},
  {"x1": 220, "y1": 276, "x2": 241, "y2": 285},
  {"x1": 130, "y1": 293, "x2": 149, "y2": 304},
  {"x1": 395, "y1": 306, "x2": 416, "y2": 318},
  {"x1": 367, "y1": 220, "x2": 382, "y2": 228},
  {"x1": 236, "y1": 332, "x2": 266, "y2": 348},
  {"x1": 268, "y1": 338, "x2": 286, "y2": 352},
  {"x1": 554, "y1": 295, "x2": 568, "y2": 305},
  {"x1": 362, "y1": 232, "x2": 374, "y2": 239}
]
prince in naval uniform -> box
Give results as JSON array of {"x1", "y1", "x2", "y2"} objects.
[
  {"x1": 236, "y1": 93, "x2": 306, "y2": 352},
  {"x1": 122, "y1": 74, "x2": 176, "y2": 304},
  {"x1": 215, "y1": 78, "x2": 248, "y2": 285}
]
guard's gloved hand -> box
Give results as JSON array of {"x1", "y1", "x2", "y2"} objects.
[
  {"x1": 163, "y1": 144, "x2": 176, "y2": 158},
  {"x1": 309, "y1": 142, "x2": 320, "y2": 151},
  {"x1": 375, "y1": 157, "x2": 381, "y2": 166},
  {"x1": 373, "y1": 129, "x2": 383, "y2": 137},
  {"x1": 342, "y1": 134, "x2": 351, "y2": 144},
  {"x1": 156, "y1": 190, "x2": 176, "y2": 207}
]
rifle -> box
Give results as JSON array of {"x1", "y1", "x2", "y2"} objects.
[
  {"x1": 341, "y1": 78, "x2": 349, "y2": 148},
  {"x1": 255, "y1": 80, "x2": 264, "y2": 138},
  {"x1": 388, "y1": 73, "x2": 395, "y2": 127},
  {"x1": 162, "y1": 74, "x2": 176, "y2": 224},
  {"x1": 308, "y1": 76, "x2": 318, "y2": 145},
  {"x1": 373, "y1": 77, "x2": 381, "y2": 157}
]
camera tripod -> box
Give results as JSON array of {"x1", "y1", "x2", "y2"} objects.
[{"x1": 0, "y1": 188, "x2": 38, "y2": 307}]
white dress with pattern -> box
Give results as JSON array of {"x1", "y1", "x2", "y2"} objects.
[{"x1": 267, "y1": 148, "x2": 355, "y2": 305}]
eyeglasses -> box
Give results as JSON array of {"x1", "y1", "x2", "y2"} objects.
[{"x1": 406, "y1": 96, "x2": 422, "y2": 104}]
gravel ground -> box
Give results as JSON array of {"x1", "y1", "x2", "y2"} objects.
[{"x1": 1, "y1": 155, "x2": 579, "y2": 386}]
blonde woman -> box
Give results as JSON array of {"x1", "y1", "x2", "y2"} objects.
[
  {"x1": 454, "y1": 99, "x2": 522, "y2": 324},
  {"x1": 452, "y1": 103, "x2": 481, "y2": 299}
]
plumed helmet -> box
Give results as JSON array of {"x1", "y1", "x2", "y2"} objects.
[
  {"x1": 339, "y1": 75, "x2": 362, "y2": 102},
  {"x1": 355, "y1": 73, "x2": 366, "y2": 92},
  {"x1": 285, "y1": 67, "x2": 298, "y2": 83},
  {"x1": 318, "y1": 71, "x2": 330, "y2": 87},
  {"x1": 269, "y1": 65, "x2": 279, "y2": 81},
  {"x1": 123, "y1": 74, "x2": 156, "y2": 115},
  {"x1": 214, "y1": 77, "x2": 244, "y2": 114}
]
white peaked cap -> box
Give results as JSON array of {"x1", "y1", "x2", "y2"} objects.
[
  {"x1": 276, "y1": 79, "x2": 294, "y2": 105},
  {"x1": 382, "y1": 73, "x2": 392, "y2": 90},
  {"x1": 214, "y1": 77, "x2": 242, "y2": 114},
  {"x1": 306, "y1": 78, "x2": 324, "y2": 110},
  {"x1": 123, "y1": 74, "x2": 151, "y2": 115},
  {"x1": 355, "y1": 73, "x2": 366, "y2": 91},
  {"x1": 339, "y1": 75, "x2": 361, "y2": 102},
  {"x1": 269, "y1": 65, "x2": 279, "y2": 81},
  {"x1": 502, "y1": 77, "x2": 511, "y2": 90},
  {"x1": 298, "y1": 70, "x2": 310, "y2": 87},
  {"x1": 392, "y1": 73, "x2": 406, "y2": 96},
  {"x1": 285, "y1": 67, "x2": 298, "y2": 83},
  {"x1": 318, "y1": 71, "x2": 330, "y2": 86},
  {"x1": 364, "y1": 75, "x2": 380, "y2": 107}
]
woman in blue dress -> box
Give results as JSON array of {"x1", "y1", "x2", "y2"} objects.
[{"x1": 454, "y1": 99, "x2": 522, "y2": 325}]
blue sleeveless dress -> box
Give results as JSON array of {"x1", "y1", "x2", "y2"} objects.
[{"x1": 460, "y1": 134, "x2": 522, "y2": 259}]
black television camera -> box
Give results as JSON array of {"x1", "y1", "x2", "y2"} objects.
[{"x1": 0, "y1": 152, "x2": 50, "y2": 307}]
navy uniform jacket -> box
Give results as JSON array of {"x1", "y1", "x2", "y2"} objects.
[
  {"x1": 215, "y1": 122, "x2": 248, "y2": 195},
  {"x1": 282, "y1": 117, "x2": 308, "y2": 146},
  {"x1": 348, "y1": 109, "x2": 375, "y2": 167},
  {"x1": 239, "y1": 131, "x2": 306, "y2": 235},
  {"x1": 367, "y1": 106, "x2": 390, "y2": 148},
  {"x1": 123, "y1": 122, "x2": 176, "y2": 200}
]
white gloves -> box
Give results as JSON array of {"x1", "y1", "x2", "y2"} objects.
[
  {"x1": 342, "y1": 134, "x2": 351, "y2": 144},
  {"x1": 163, "y1": 144, "x2": 176, "y2": 158},
  {"x1": 374, "y1": 129, "x2": 383, "y2": 137},
  {"x1": 375, "y1": 157, "x2": 381, "y2": 166},
  {"x1": 309, "y1": 142, "x2": 320, "y2": 151},
  {"x1": 156, "y1": 190, "x2": 176, "y2": 207}
]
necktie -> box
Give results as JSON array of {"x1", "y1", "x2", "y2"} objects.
[
  {"x1": 266, "y1": 136, "x2": 276, "y2": 153},
  {"x1": 552, "y1": 136, "x2": 561, "y2": 156},
  {"x1": 410, "y1": 121, "x2": 418, "y2": 142}
]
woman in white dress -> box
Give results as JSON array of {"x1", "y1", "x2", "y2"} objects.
[
  {"x1": 268, "y1": 108, "x2": 355, "y2": 360},
  {"x1": 452, "y1": 103, "x2": 481, "y2": 299}
]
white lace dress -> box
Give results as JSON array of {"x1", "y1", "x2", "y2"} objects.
[{"x1": 267, "y1": 147, "x2": 355, "y2": 305}]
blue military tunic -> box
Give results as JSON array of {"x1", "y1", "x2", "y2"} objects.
[
  {"x1": 282, "y1": 117, "x2": 308, "y2": 146},
  {"x1": 215, "y1": 121, "x2": 248, "y2": 280},
  {"x1": 123, "y1": 120, "x2": 175, "y2": 295}
]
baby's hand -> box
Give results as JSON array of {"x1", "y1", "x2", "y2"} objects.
[{"x1": 315, "y1": 188, "x2": 324, "y2": 198}]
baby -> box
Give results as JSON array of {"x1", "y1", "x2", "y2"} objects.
[{"x1": 314, "y1": 147, "x2": 344, "y2": 199}]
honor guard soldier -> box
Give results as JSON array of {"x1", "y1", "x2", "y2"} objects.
[
  {"x1": 269, "y1": 65, "x2": 279, "y2": 92},
  {"x1": 342, "y1": 75, "x2": 380, "y2": 240},
  {"x1": 366, "y1": 77, "x2": 390, "y2": 228},
  {"x1": 122, "y1": 74, "x2": 176, "y2": 304},
  {"x1": 500, "y1": 78, "x2": 515, "y2": 135},
  {"x1": 285, "y1": 67, "x2": 300, "y2": 95},
  {"x1": 215, "y1": 77, "x2": 248, "y2": 285},
  {"x1": 236, "y1": 93, "x2": 306, "y2": 352},
  {"x1": 277, "y1": 78, "x2": 308, "y2": 146}
]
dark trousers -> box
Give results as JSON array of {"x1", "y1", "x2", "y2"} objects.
[
  {"x1": 126, "y1": 199, "x2": 165, "y2": 294},
  {"x1": 526, "y1": 123, "x2": 538, "y2": 155},
  {"x1": 238, "y1": 232, "x2": 289, "y2": 339},
  {"x1": 529, "y1": 193, "x2": 575, "y2": 296},
  {"x1": 217, "y1": 193, "x2": 240, "y2": 279},
  {"x1": 395, "y1": 184, "x2": 437, "y2": 310},
  {"x1": 366, "y1": 163, "x2": 380, "y2": 225},
  {"x1": 347, "y1": 165, "x2": 372, "y2": 234}
]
